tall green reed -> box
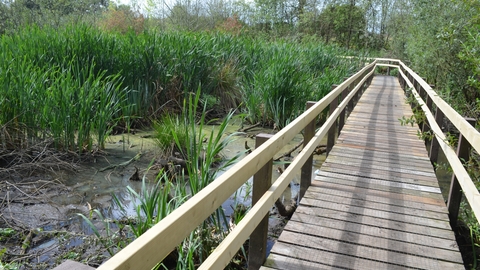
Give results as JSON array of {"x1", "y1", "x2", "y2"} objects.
[{"x1": 1, "y1": 24, "x2": 365, "y2": 152}]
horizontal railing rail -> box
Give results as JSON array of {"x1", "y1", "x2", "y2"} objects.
[{"x1": 97, "y1": 60, "x2": 377, "y2": 269}]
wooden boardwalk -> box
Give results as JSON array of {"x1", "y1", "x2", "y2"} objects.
[{"x1": 262, "y1": 75, "x2": 464, "y2": 269}]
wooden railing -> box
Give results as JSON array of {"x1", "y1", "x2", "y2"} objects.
[
  {"x1": 94, "y1": 58, "x2": 480, "y2": 269},
  {"x1": 96, "y1": 60, "x2": 376, "y2": 270},
  {"x1": 375, "y1": 58, "x2": 480, "y2": 228}
]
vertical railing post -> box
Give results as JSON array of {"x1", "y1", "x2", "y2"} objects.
[
  {"x1": 327, "y1": 85, "x2": 338, "y2": 156},
  {"x1": 248, "y1": 134, "x2": 273, "y2": 270},
  {"x1": 387, "y1": 61, "x2": 391, "y2": 76},
  {"x1": 422, "y1": 95, "x2": 433, "y2": 145},
  {"x1": 398, "y1": 69, "x2": 403, "y2": 89},
  {"x1": 429, "y1": 107, "x2": 445, "y2": 166},
  {"x1": 355, "y1": 78, "x2": 362, "y2": 106},
  {"x1": 447, "y1": 118, "x2": 476, "y2": 227},
  {"x1": 338, "y1": 78, "x2": 349, "y2": 135},
  {"x1": 300, "y1": 101, "x2": 316, "y2": 201}
]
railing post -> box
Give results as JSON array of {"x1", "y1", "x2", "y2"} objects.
[
  {"x1": 327, "y1": 85, "x2": 338, "y2": 156},
  {"x1": 447, "y1": 118, "x2": 476, "y2": 227},
  {"x1": 398, "y1": 69, "x2": 403, "y2": 89},
  {"x1": 248, "y1": 134, "x2": 273, "y2": 270},
  {"x1": 347, "y1": 82, "x2": 355, "y2": 115},
  {"x1": 300, "y1": 101, "x2": 316, "y2": 201},
  {"x1": 387, "y1": 61, "x2": 391, "y2": 76},
  {"x1": 354, "y1": 78, "x2": 362, "y2": 106},
  {"x1": 429, "y1": 107, "x2": 444, "y2": 166},
  {"x1": 422, "y1": 95, "x2": 433, "y2": 145},
  {"x1": 338, "y1": 78, "x2": 349, "y2": 134}
]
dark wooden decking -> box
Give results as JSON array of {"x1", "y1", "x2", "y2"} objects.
[{"x1": 262, "y1": 75, "x2": 464, "y2": 269}]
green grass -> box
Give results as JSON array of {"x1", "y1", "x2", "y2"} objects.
[{"x1": 0, "y1": 25, "x2": 365, "y2": 153}]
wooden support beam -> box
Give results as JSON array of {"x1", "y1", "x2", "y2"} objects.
[
  {"x1": 447, "y1": 118, "x2": 476, "y2": 227},
  {"x1": 248, "y1": 134, "x2": 274, "y2": 270},
  {"x1": 327, "y1": 85, "x2": 338, "y2": 157},
  {"x1": 300, "y1": 102, "x2": 316, "y2": 202},
  {"x1": 429, "y1": 107, "x2": 444, "y2": 166},
  {"x1": 422, "y1": 95, "x2": 433, "y2": 145},
  {"x1": 338, "y1": 78, "x2": 349, "y2": 134}
]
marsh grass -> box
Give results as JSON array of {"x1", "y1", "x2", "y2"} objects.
[
  {"x1": 83, "y1": 89, "x2": 243, "y2": 267},
  {"x1": 1, "y1": 25, "x2": 364, "y2": 153}
]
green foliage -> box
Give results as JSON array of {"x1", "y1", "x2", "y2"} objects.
[
  {"x1": 316, "y1": 4, "x2": 366, "y2": 49},
  {"x1": 0, "y1": 228, "x2": 15, "y2": 241},
  {"x1": 115, "y1": 173, "x2": 177, "y2": 237},
  {"x1": 77, "y1": 209, "x2": 126, "y2": 256},
  {"x1": 394, "y1": 0, "x2": 479, "y2": 117},
  {"x1": 1, "y1": 25, "x2": 364, "y2": 153},
  {"x1": 153, "y1": 114, "x2": 188, "y2": 157},
  {"x1": 0, "y1": 247, "x2": 22, "y2": 270}
]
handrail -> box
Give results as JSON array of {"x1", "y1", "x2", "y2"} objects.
[
  {"x1": 97, "y1": 61, "x2": 377, "y2": 269},
  {"x1": 200, "y1": 62, "x2": 376, "y2": 269}
]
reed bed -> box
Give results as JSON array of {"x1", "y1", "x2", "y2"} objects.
[{"x1": 0, "y1": 24, "x2": 365, "y2": 153}]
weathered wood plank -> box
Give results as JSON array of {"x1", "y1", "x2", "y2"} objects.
[
  {"x1": 294, "y1": 206, "x2": 455, "y2": 240},
  {"x1": 314, "y1": 174, "x2": 442, "y2": 199},
  {"x1": 302, "y1": 191, "x2": 449, "y2": 220},
  {"x1": 323, "y1": 159, "x2": 437, "y2": 177},
  {"x1": 268, "y1": 242, "x2": 408, "y2": 270},
  {"x1": 305, "y1": 185, "x2": 449, "y2": 213},
  {"x1": 318, "y1": 164, "x2": 440, "y2": 185},
  {"x1": 299, "y1": 196, "x2": 451, "y2": 230},
  {"x1": 311, "y1": 180, "x2": 446, "y2": 206},
  {"x1": 326, "y1": 151, "x2": 434, "y2": 170},
  {"x1": 278, "y1": 230, "x2": 463, "y2": 266},
  {"x1": 289, "y1": 212, "x2": 459, "y2": 251},
  {"x1": 329, "y1": 145, "x2": 431, "y2": 162}
]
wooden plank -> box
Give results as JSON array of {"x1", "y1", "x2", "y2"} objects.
[
  {"x1": 314, "y1": 173, "x2": 442, "y2": 198},
  {"x1": 329, "y1": 145, "x2": 431, "y2": 162},
  {"x1": 305, "y1": 185, "x2": 449, "y2": 214},
  {"x1": 323, "y1": 158, "x2": 436, "y2": 177},
  {"x1": 302, "y1": 191, "x2": 449, "y2": 220},
  {"x1": 268, "y1": 242, "x2": 407, "y2": 270},
  {"x1": 334, "y1": 142, "x2": 428, "y2": 157},
  {"x1": 336, "y1": 139, "x2": 428, "y2": 154},
  {"x1": 339, "y1": 130, "x2": 425, "y2": 142},
  {"x1": 340, "y1": 126, "x2": 420, "y2": 137},
  {"x1": 278, "y1": 229, "x2": 463, "y2": 266},
  {"x1": 327, "y1": 150, "x2": 434, "y2": 169},
  {"x1": 311, "y1": 180, "x2": 446, "y2": 206},
  {"x1": 295, "y1": 205, "x2": 455, "y2": 240},
  {"x1": 298, "y1": 196, "x2": 451, "y2": 230},
  {"x1": 319, "y1": 164, "x2": 439, "y2": 184},
  {"x1": 290, "y1": 213, "x2": 459, "y2": 251}
]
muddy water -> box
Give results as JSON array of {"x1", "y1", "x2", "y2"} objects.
[
  {"x1": 2, "y1": 122, "x2": 327, "y2": 267},
  {"x1": 54, "y1": 123, "x2": 327, "y2": 230}
]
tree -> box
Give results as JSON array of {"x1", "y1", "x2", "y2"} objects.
[{"x1": 317, "y1": 3, "x2": 366, "y2": 49}]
